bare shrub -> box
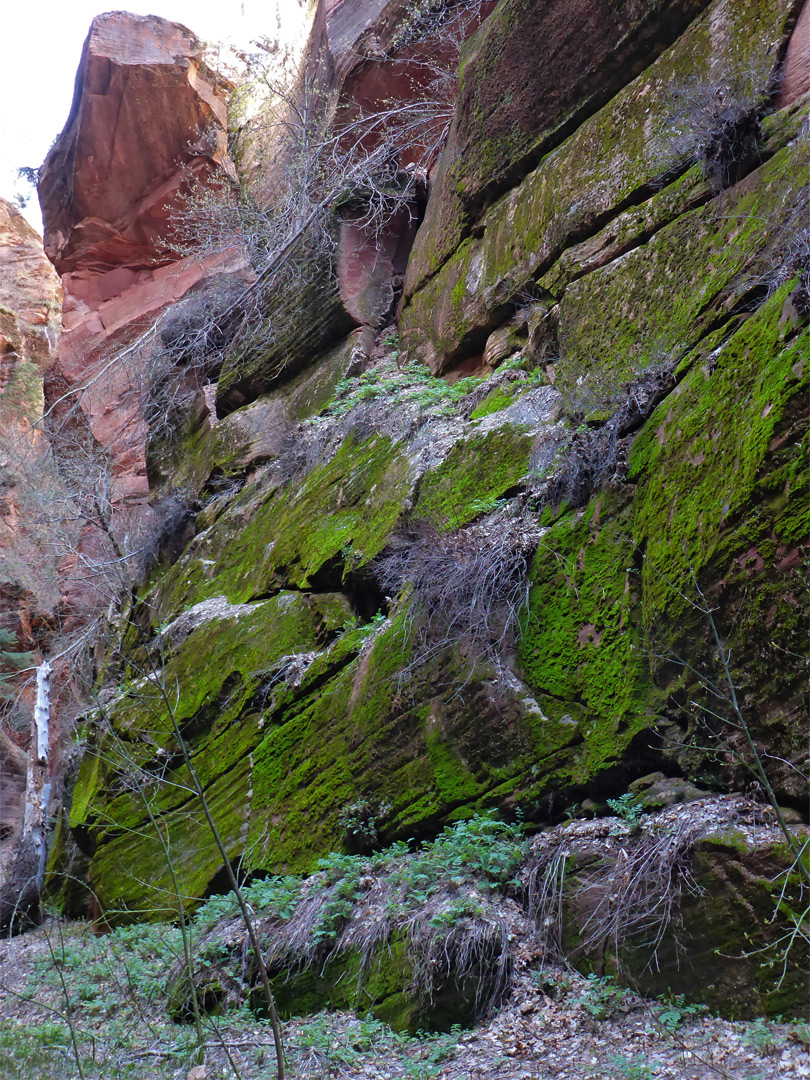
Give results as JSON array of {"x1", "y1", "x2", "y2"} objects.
[
  {"x1": 376, "y1": 507, "x2": 543, "y2": 673},
  {"x1": 665, "y1": 66, "x2": 771, "y2": 190},
  {"x1": 540, "y1": 362, "x2": 676, "y2": 510},
  {"x1": 135, "y1": 490, "x2": 199, "y2": 583},
  {"x1": 141, "y1": 276, "x2": 248, "y2": 444},
  {"x1": 164, "y1": 3, "x2": 496, "y2": 400}
]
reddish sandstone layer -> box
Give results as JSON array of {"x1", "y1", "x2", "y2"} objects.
[
  {"x1": 327, "y1": 1, "x2": 496, "y2": 335},
  {"x1": 38, "y1": 12, "x2": 239, "y2": 515},
  {"x1": 779, "y1": 1, "x2": 810, "y2": 106},
  {"x1": 0, "y1": 198, "x2": 61, "y2": 638}
]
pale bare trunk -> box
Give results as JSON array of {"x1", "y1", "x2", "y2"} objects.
[{"x1": 0, "y1": 661, "x2": 52, "y2": 929}]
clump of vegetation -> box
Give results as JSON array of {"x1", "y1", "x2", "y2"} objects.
[
  {"x1": 325, "y1": 361, "x2": 481, "y2": 421},
  {"x1": 338, "y1": 797, "x2": 391, "y2": 853},
  {"x1": 376, "y1": 507, "x2": 542, "y2": 673},
  {"x1": 606, "y1": 792, "x2": 645, "y2": 833},
  {"x1": 666, "y1": 67, "x2": 769, "y2": 190},
  {"x1": 574, "y1": 973, "x2": 636, "y2": 1021},
  {"x1": 185, "y1": 814, "x2": 527, "y2": 1029},
  {"x1": 540, "y1": 361, "x2": 675, "y2": 510}
]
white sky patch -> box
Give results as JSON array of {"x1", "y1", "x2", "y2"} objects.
[{"x1": 1, "y1": 1, "x2": 307, "y2": 233}]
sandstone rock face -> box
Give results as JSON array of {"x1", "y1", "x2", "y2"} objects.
[
  {"x1": 402, "y1": 0, "x2": 714, "y2": 307},
  {"x1": 0, "y1": 197, "x2": 61, "y2": 649},
  {"x1": 779, "y1": 0, "x2": 810, "y2": 106},
  {"x1": 38, "y1": 12, "x2": 238, "y2": 521},
  {"x1": 0, "y1": 198, "x2": 61, "y2": 923},
  {"x1": 216, "y1": 0, "x2": 493, "y2": 402},
  {"x1": 43, "y1": 0, "x2": 809, "y2": 1020},
  {"x1": 39, "y1": 13, "x2": 233, "y2": 279}
]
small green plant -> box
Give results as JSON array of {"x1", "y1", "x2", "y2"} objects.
[
  {"x1": 468, "y1": 496, "x2": 508, "y2": 517},
  {"x1": 0, "y1": 1020, "x2": 77, "y2": 1079},
  {"x1": 657, "y1": 992, "x2": 704, "y2": 1032},
  {"x1": 742, "y1": 1017, "x2": 782, "y2": 1056},
  {"x1": 312, "y1": 851, "x2": 367, "y2": 947},
  {"x1": 326, "y1": 362, "x2": 483, "y2": 420},
  {"x1": 428, "y1": 894, "x2": 484, "y2": 928},
  {"x1": 607, "y1": 792, "x2": 644, "y2": 832},
  {"x1": 289, "y1": 1014, "x2": 459, "y2": 1078},
  {"x1": 339, "y1": 796, "x2": 391, "y2": 850},
  {"x1": 610, "y1": 1053, "x2": 655, "y2": 1079},
  {"x1": 574, "y1": 973, "x2": 633, "y2": 1020},
  {"x1": 390, "y1": 814, "x2": 525, "y2": 906},
  {"x1": 531, "y1": 967, "x2": 574, "y2": 997}
]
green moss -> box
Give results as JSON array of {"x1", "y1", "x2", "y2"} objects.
[
  {"x1": 249, "y1": 612, "x2": 527, "y2": 872},
  {"x1": 413, "y1": 427, "x2": 534, "y2": 529},
  {"x1": 67, "y1": 592, "x2": 352, "y2": 919},
  {"x1": 158, "y1": 432, "x2": 413, "y2": 615},
  {"x1": 69, "y1": 742, "x2": 106, "y2": 830},
  {"x1": 556, "y1": 140, "x2": 810, "y2": 383},
  {"x1": 630, "y1": 283, "x2": 809, "y2": 624},
  {"x1": 469, "y1": 384, "x2": 518, "y2": 419},
  {"x1": 518, "y1": 492, "x2": 658, "y2": 779},
  {"x1": 0, "y1": 359, "x2": 45, "y2": 424},
  {"x1": 248, "y1": 615, "x2": 415, "y2": 873},
  {"x1": 269, "y1": 935, "x2": 417, "y2": 1031}
]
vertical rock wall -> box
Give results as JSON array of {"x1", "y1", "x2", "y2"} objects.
[
  {"x1": 27, "y1": 0, "x2": 810, "y2": 1014},
  {"x1": 0, "y1": 198, "x2": 61, "y2": 926}
]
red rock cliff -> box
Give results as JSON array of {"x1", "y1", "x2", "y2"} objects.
[{"x1": 38, "y1": 12, "x2": 238, "y2": 522}]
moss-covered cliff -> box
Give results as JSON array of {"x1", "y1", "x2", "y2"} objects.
[{"x1": 41, "y1": 0, "x2": 809, "y2": 1022}]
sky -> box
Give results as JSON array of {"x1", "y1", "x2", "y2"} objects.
[{"x1": 1, "y1": 1, "x2": 290, "y2": 233}]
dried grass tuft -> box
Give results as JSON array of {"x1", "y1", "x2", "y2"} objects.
[{"x1": 375, "y1": 507, "x2": 542, "y2": 675}]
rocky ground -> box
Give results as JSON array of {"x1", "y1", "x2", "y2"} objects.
[{"x1": 1, "y1": 907, "x2": 807, "y2": 1080}]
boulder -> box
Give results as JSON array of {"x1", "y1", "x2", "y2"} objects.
[{"x1": 540, "y1": 799, "x2": 810, "y2": 1017}]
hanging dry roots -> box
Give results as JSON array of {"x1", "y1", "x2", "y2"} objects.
[{"x1": 376, "y1": 509, "x2": 542, "y2": 673}]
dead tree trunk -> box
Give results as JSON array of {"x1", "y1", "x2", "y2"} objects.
[{"x1": 0, "y1": 661, "x2": 52, "y2": 931}]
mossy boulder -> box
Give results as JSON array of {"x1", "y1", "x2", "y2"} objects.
[
  {"x1": 412, "y1": 425, "x2": 536, "y2": 529},
  {"x1": 560, "y1": 821, "x2": 810, "y2": 1018},
  {"x1": 265, "y1": 937, "x2": 419, "y2": 1032}
]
